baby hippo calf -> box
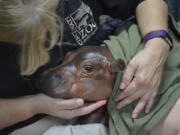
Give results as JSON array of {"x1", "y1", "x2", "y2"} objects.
[{"x1": 37, "y1": 46, "x2": 125, "y2": 101}]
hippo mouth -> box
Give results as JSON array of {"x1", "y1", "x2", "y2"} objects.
[{"x1": 50, "y1": 83, "x2": 73, "y2": 98}]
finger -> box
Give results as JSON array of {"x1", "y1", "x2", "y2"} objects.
[
  {"x1": 117, "y1": 98, "x2": 133, "y2": 109},
  {"x1": 145, "y1": 92, "x2": 157, "y2": 113},
  {"x1": 70, "y1": 100, "x2": 107, "y2": 117},
  {"x1": 116, "y1": 80, "x2": 137, "y2": 101},
  {"x1": 145, "y1": 98, "x2": 154, "y2": 114},
  {"x1": 132, "y1": 98, "x2": 147, "y2": 119},
  {"x1": 56, "y1": 98, "x2": 84, "y2": 110},
  {"x1": 116, "y1": 90, "x2": 143, "y2": 109},
  {"x1": 120, "y1": 61, "x2": 137, "y2": 89}
]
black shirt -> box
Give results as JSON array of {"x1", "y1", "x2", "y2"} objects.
[
  {"x1": 61, "y1": 0, "x2": 143, "y2": 46},
  {"x1": 0, "y1": 0, "x2": 143, "y2": 134}
]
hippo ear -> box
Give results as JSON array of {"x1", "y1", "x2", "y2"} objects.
[{"x1": 109, "y1": 59, "x2": 126, "y2": 73}]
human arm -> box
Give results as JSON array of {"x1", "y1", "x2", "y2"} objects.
[
  {"x1": 0, "y1": 96, "x2": 35, "y2": 129},
  {"x1": 116, "y1": 0, "x2": 170, "y2": 118},
  {"x1": 0, "y1": 94, "x2": 106, "y2": 129}
]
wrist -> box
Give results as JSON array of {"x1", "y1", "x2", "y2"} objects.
[
  {"x1": 26, "y1": 94, "x2": 42, "y2": 115},
  {"x1": 30, "y1": 94, "x2": 53, "y2": 115},
  {"x1": 145, "y1": 38, "x2": 170, "y2": 56},
  {"x1": 143, "y1": 30, "x2": 173, "y2": 51}
]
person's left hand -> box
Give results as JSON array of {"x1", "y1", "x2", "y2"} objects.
[{"x1": 115, "y1": 38, "x2": 170, "y2": 119}]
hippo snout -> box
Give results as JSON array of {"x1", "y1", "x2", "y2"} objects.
[{"x1": 36, "y1": 71, "x2": 68, "y2": 97}]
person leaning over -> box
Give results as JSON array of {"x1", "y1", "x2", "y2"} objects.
[{"x1": 0, "y1": 0, "x2": 170, "y2": 134}]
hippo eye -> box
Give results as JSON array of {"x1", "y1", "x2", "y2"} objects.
[{"x1": 83, "y1": 65, "x2": 94, "y2": 73}]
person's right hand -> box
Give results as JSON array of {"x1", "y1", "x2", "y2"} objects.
[{"x1": 31, "y1": 94, "x2": 107, "y2": 119}]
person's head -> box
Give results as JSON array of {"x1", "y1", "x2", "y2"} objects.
[{"x1": 0, "y1": 0, "x2": 63, "y2": 75}]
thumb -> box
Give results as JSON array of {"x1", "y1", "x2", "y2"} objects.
[{"x1": 57, "y1": 98, "x2": 84, "y2": 110}]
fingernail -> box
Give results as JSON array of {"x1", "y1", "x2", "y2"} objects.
[
  {"x1": 132, "y1": 113, "x2": 137, "y2": 119},
  {"x1": 120, "y1": 83, "x2": 125, "y2": 89},
  {"x1": 102, "y1": 101, "x2": 107, "y2": 105},
  {"x1": 100, "y1": 100, "x2": 107, "y2": 104},
  {"x1": 76, "y1": 99, "x2": 84, "y2": 105}
]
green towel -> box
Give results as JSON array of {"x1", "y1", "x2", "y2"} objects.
[{"x1": 104, "y1": 17, "x2": 180, "y2": 135}]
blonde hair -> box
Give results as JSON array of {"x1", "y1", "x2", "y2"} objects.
[{"x1": 0, "y1": 0, "x2": 63, "y2": 75}]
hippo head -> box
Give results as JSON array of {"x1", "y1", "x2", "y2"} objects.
[{"x1": 37, "y1": 46, "x2": 125, "y2": 101}]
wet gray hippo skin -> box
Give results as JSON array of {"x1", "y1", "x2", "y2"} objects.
[{"x1": 38, "y1": 46, "x2": 125, "y2": 101}]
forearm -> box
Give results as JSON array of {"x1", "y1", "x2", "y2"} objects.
[
  {"x1": 136, "y1": 0, "x2": 170, "y2": 54},
  {"x1": 0, "y1": 96, "x2": 35, "y2": 129},
  {"x1": 136, "y1": 0, "x2": 168, "y2": 36},
  {"x1": 0, "y1": 92, "x2": 106, "y2": 129}
]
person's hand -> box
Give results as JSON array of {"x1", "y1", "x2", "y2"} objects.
[
  {"x1": 32, "y1": 94, "x2": 107, "y2": 119},
  {"x1": 116, "y1": 38, "x2": 170, "y2": 118}
]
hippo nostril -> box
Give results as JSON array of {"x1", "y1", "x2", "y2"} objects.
[
  {"x1": 37, "y1": 72, "x2": 63, "y2": 91},
  {"x1": 53, "y1": 73, "x2": 62, "y2": 80}
]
